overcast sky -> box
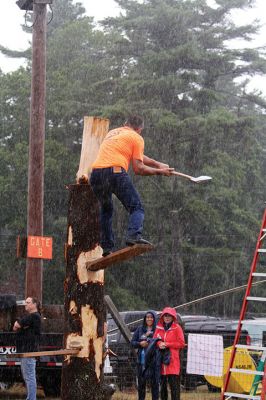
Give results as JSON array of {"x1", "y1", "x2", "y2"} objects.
[{"x1": 0, "y1": 0, "x2": 266, "y2": 95}]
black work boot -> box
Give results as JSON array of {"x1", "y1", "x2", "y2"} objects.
[
  {"x1": 102, "y1": 249, "x2": 113, "y2": 257},
  {"x1": 126, "y1": 237, "x2": 153, "y2": 246}
]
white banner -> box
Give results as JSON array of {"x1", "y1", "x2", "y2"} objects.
[{"x1": 186, "y1": 333, "x2": 223, "y2": 376}]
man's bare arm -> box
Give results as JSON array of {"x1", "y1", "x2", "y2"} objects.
[
  {"x1": 143, "y1": 155, "x2": 169, "y2": 169},
  {"x1": 132, "y1": 159, "x2": 174, "y2": 176}
]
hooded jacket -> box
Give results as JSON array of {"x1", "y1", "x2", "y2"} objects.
[
  {"x1": 131, "y1": 310, "x2": 158, "y2": 366},
  {"x1": 153, "y1": 307, "x2": 185, "y2": 375}
]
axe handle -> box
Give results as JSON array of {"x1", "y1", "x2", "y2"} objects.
[{"x1": 171, "y1": 171, "x2": 193, "y2": 180}]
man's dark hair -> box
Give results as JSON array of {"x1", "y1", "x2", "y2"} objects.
[
  {"x1": 125, "y1": 115, "x2": 144, "y2": 130},
  {"x1": 30, "y1": 297, "x2": 41, "y2": 314}
]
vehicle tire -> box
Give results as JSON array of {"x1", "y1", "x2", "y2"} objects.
[
  {"x1": 182, "y1": 375, "x2": 197, "y2": 391},
  {"x1": 207, "y1": 382, "x2": 220, "y2": 392},
  {"x1": 40, "y1": 373, "x2": 61, "y2": 397}
]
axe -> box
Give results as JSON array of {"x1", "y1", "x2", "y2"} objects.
[{"x1": 171, "y1": 171, "x2": 212, "y2": 184}]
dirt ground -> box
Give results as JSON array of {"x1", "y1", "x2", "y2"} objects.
[
  {"x1": 0, "y1": 383, "x2": 220, "y2": 399},
  {"x1": 0, "y1": 383, "x2": 45, "y2": 398}
]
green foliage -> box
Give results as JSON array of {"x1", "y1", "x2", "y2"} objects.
[{"x1": 105, "y1": 272, "x2": 148, "y2": 310}]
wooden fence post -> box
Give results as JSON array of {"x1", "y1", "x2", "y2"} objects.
[{"x1": 61, "y1": 117, "x2": 110, "y2": 400}]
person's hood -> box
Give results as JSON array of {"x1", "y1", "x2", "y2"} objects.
[
  {"x1": 159, "y1": 307, "x2": 177, "y2": 323},
  {"x1": 142, "y1": 310, "x2": 158, "y2": 331}
]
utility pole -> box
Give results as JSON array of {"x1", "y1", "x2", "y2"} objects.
[{"x1": 16, "y1": 0, "x2": 52, "y2": 302}]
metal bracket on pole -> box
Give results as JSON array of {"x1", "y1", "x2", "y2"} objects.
[
  {"x1": 16, "y1": 0, "x2": 52, "y2": 10},
  {"x1": 34, "y1": 0, "x2": 53, "y2": 4},
  {"x1": 16, "y1": 0, "x2": 33, "y2": 10}
]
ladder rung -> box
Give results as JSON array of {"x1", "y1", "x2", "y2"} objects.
[
  {"x1": 230, "y1": 368, "x2": 264, "y2": 375},
  {"x1": 247, "y1": 296, "x2": 266, "y2": 302},
  {"x1": 252, "y1": 272, "x2": 266, "y2": 277},
  {"x1": 258, "y1": 249, "x2": 266, "y2": 253},
  {"x1": 236, "y1": 344, "x2": 266, "y2": 351},
  {"x1": 224, "y1": 393, "x2": 260, "y2": 399}
]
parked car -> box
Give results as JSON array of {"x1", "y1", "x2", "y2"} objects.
[
  {"x1": 0, "y1": 296, "x2": 114, "y2": 397},
  {"x1": 0, "y1": 326, "x2": 63, "y2": 397},
  {"x1": 231, "y1": 318, "x2": 266, "y2": 346}
]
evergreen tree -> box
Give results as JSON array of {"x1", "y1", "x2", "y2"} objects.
[{"x1": 100, "y1": 0, "x2": 266, "y2": 311}]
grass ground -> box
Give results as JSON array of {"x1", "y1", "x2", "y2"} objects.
[
  {"x1": 113, "y1": 386, "x2": 220, "y2": 400},
  {"x1": 0, "y1": 383, "x2": 220, "y2": 399}
]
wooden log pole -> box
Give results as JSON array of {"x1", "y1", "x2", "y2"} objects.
[
  {"x1": 61, "y1": 117, "x2": 110, "y2": 400},
  {"x1": 26, "y1": 0, "x2": 48, "y2": 301}
]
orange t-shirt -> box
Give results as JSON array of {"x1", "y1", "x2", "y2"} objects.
[{"x1": 92, "y1": 126, "x2": 144, "y2": 172}]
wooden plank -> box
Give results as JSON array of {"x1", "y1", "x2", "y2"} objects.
[
  {"x1": 6, "y1": 349, "x2": 80, "y2": 358},
  {"x1": 104, "y1": 295, "x2": 132, "y2": 344},
  {"x1": 86, "y1": 244, "x2": 154, "y2": 271}
]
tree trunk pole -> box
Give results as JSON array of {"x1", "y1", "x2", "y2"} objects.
[
  {"x1": 25, "y1": 1, "x2": 47, "y2": 301},
  {"x1": 61, "y1": 117, "x2": 110, "y2": 400}
]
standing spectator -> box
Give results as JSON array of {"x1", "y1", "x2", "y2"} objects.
[
  {"x1": 13, "y1": 297, "x2": 41, "y2": 400},
  {"x1": 131, "y1": 310, "x2": 160, "y2": 400},
  {"x1": 154, "y1": 307, "x2": 185, "y2": 400}
]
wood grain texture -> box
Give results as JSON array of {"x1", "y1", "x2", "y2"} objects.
[
  {"x1": 86, "y1": 244, "x2": 154, "y2": 271},
  {"x1": 6, "y1": 349, "x2": 80, "y2": 358}
]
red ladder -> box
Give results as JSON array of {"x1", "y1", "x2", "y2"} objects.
[
  {"x1": 221, "y1": 209, "x2": 266, "y2": 400},
  {"x1": 261, "y1": 361, "x2": 266, "y2": 400}
]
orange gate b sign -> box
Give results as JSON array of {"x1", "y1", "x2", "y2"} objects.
[{"x1": 27, "y1": 236, "x2": 53, "y2": 259}]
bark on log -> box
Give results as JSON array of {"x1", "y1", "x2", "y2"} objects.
[
  {"x1": 61, "y1": 116, "x2": 110, "y2": 400},
  {"x1": 61, "y1": 184, "x2": 106, "y2": 400}
]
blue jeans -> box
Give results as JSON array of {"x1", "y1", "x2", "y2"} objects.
[
  {"x1": 90, "y1": 167, "x2": 145, "y2": 250},
  {"x1": 21, "y1": 358, "x2": 37, "y2": 400}
]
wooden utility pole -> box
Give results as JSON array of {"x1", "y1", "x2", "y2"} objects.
[{"x1": 16, "y1": 0, "x2": 52, "y2": 301}]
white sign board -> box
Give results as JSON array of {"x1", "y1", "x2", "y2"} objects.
[{"x1": 186, "y1": 334, "x2": 223, "y2": 377}]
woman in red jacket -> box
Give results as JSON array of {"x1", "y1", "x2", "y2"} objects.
[{"x1": 153, "y1": 307, "x2": 185, "y2": 400}]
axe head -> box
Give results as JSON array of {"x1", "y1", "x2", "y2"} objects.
[{"x1": 191, "y1": 176, "x2": 212, "y2": 183}]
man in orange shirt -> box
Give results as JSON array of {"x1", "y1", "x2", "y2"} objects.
[{"x1": 90, "y1": 115, "x2": 174, "y2": 256}]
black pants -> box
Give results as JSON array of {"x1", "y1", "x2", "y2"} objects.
[
  {"x1": 160, "y1": 375, "x2": 180, "y2": 400},
  {"x1": 137, "y1": 366, "x2": 159, "y2": 400}
]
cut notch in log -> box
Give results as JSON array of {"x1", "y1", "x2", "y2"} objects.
[
  {"x1": 86, "y1": 244, "x2": 154, "y2": 271},
  {"x1": 76, "y1": 116, "x2": 110, "y2": 181},
  {"x1": 6, "y1": 348, "x2": 81, "y2": 358}
]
